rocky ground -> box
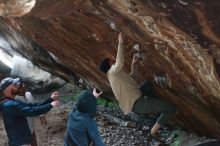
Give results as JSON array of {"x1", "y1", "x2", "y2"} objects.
[{"x1": 0, "y1": 84, "x2": 219, "y2": 146}]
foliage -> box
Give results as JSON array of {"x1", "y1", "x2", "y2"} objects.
[
  {"x1": 97, "y1": 97, "x2": 118, "y2": 109},
  {"x1": 60, "y1": 91, "x2": 81, "y2": 102},
  {"x1": 170, "y1": 130, "x2": 181, "y2": 146}
]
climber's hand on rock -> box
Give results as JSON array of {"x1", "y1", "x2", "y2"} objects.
[
  {"x1": 132, "y1": 53, "x2": 141, "y2": 64},
  {"x1": 118, "y1": 32, "x2": 124, "y2": 44}
]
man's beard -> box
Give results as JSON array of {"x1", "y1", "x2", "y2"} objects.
[{"x1": 11, "y1": 88, "x2": 20, "y2": 95}]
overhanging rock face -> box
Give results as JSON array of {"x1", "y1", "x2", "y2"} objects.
[{"x1": 0, "y1": 0, "x2": 220, "y2": 138}]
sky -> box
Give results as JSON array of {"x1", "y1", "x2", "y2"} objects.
[{"x1": 0, "y1": 49, "x2": 13, "y2": 68}]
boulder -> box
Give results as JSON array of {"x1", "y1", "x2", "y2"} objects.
[{"x1": 0, "y1": 0, "x2": 220, "y2": 138}]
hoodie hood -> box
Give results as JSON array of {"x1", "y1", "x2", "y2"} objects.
[{"x1": 76, "y1": 90, "x2": 97, "y2": 117}]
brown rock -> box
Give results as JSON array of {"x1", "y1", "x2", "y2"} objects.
[{"x1": 0, "y1": 0, "x2": 220, "y2": 138}]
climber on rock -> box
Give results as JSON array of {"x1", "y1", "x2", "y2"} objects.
[{"x1": 99, "y1": 33, "x2": 176, "y2": 136}]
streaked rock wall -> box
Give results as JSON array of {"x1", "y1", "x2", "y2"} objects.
[{"x1": 0, "y1": 0, "x2": 220, "y2": 138}]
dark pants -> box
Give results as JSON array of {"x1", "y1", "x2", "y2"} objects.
[
  {"x1": 31, "y1": 132, "x2": 38, "y2": 146},
  {"x1": 139, "y1": 81, "x2": 158, "y2": 98},
  {"x1": 132, "y1": 81, "x2": 176, "y2": 126}
]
